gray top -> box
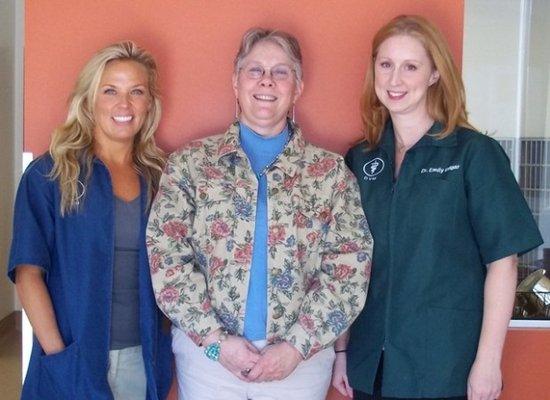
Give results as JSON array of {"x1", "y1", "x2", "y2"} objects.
[{"x1": 110, "y1": 195, "x2": 141, "y2": 350}]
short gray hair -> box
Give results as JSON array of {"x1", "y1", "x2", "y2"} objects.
[{"x1": 234, "y1": 28, "x2": 303, "y2": 83}]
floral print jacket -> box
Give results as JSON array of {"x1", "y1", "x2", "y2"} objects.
[{"x1": 147, "y1": 122, "x2": 372, "y2": 359}]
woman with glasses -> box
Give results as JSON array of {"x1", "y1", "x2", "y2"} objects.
[
  {"x1": 332, "y1": 15, "x2": 542, "y2": 400},
  {"x1": 8, "y1": 41, "x2": 172, "y2": 400},
  {"x1": 147, "y1": 27, "x2": 372, "y2": 400}
]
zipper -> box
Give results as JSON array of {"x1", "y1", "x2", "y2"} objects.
[{"x1": 382, "y1": 150, "x2": 408, "y2": 351}]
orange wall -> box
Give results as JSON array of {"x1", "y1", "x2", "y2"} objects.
[
  {"x1": 326, "y1": 329, "x2": 550, "y2": 400},
  {"x1": 25, "y1": 0, "x2": 463, "y2": 155},
  {"x1": 24, "y1": 1, "x2": 549, "y2": 400}
]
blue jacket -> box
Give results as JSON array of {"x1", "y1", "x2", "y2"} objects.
[{"x1": 8, "y1": 155, "x2": 172, "y2": 400}]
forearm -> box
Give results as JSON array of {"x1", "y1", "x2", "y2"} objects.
[
  {"x1": 149, "y1": 258, "x2": 222, "y2": 342},
  {"x1": 284, "y1": 168, "x2": 372, "y2": 358},
  {"x1": 334, "y1": 330, "x2": 349, "y2": 351},
  {"x1": 284, "y1": 250, "x2": 369, "y2": 358},
  {"x1": 475, "y1": 255, "x2": 517, "y2": 364},
  {"x1": 15, "y1": 265, "x2": 64, "y2": 354}
]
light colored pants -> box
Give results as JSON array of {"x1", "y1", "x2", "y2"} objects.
[
  {"x1": 107, "y1": 345, "x2": 147, "y2": 400},
  {"x1": 172, "y1": 327, "x2": 335, "y2": 400}
]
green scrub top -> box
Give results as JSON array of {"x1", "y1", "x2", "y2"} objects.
[{"x1": 345, "y1": 121, "x2": 543, "y2": 398}]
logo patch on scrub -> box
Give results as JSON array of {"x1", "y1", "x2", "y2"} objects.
[{"x1": 363, "y1": 158, "x2": 385, "y2": 180}]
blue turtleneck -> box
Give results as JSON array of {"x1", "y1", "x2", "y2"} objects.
[{"x1": 240, "y1": 122, "x2": 289, "y2": 341}]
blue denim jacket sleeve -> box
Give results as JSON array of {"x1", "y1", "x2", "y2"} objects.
[{"x1": 8, "y1": 156, "x2": 56, "y2": 282}]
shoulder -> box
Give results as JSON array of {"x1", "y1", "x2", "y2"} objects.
[
  {"x1": 169, "y1": 133, "x2": 225, "y2": 160},
  {"x1": 452, "y1": 127, "x2": 510, "y2": 166},
  {"x1": 346, "y1": 141, "x2": 374, "y2": 161},
  {"x1": 303, "y1": 141, "x2": 345, "y2": 166},
  {"x1": 20, "y1": 153, "x2": 55, "y2": 184},
  {"x1": 303, "y1": 141, "x2": 342, "y2": 161},
  {"x1": 454, "y1": 127, "x2": 505, "y2": 152},
  {"x1": 167, "y1": 133, "x2": 226, "y2": 169},
  {"x1": 300, "y1": 141, "x2": 353, "y2": 181}
]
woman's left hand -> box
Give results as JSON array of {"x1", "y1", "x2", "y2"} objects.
[
  {"x1": 467, "y1": 358, "x2": 503, "y2": 400},
  {"x1": 246, "y1": 342, "x2": 303, "y2": 382},
  {"x1": 332, "y1": 352, "x2": 353, "y2": 398}
]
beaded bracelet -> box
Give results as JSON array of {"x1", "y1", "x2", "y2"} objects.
[{"x1": 204, "y1": 330, "x2": 228, "y2": 362}]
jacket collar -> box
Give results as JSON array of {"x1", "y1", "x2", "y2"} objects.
[
  {"x1": 215, "y1": 120, "x2": 306, "y2": 177},
  {"x1": 379, "y1": 119, "x2": 457, "y2": 156}
]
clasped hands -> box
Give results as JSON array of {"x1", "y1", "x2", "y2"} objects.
[{"x1": 204, "y1": 330, "x2": 303, "y2": 383}]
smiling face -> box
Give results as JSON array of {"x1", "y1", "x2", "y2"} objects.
[
  {"x1": 374, "y1": 34, "x2": 439, "y2": 120},
  {"x1": 233, "y1": 40, "x2": 303, "y2": 137},
  {"x1": 93, "y1": 59, "x2": 151, "y2": 147}
]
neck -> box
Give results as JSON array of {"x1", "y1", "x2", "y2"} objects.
[
  {"x1": 390, "y1": 112, "x2": 434, "y2": 151},
  {"x1": 239, "y1": 118, "x2": 288, "y2": 138},
  {"x1": 94, "y1": 140, "x2": 134, "y2": 166}
]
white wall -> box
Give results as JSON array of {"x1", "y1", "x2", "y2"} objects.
[
  {"x1": 524, "y1": 0, "x2": 550, "y2": 138},
  {"x1": 0, "y1": 0, "x2": 23, "y2": 319},
  {"x1": 0, "y1": 0, "x2": 16, "y2": 319},
  {"x1": 462, "y1": 0, "x2": 525, "y2": 140}
]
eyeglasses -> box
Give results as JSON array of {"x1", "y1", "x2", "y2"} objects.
[{"x1": 241, "y1": 63, "x2": 295, "y2": 82}]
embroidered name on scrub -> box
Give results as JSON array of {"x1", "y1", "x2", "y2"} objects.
[{"x1": 420, "y1": 164, "x2": 460, "y2": 174}]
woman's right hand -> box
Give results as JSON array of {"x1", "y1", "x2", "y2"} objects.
[
  {"x1": 332, "y1": 352, "x2": 353, "y2": 398},
  {"x1": 202, "y1": 329, "x2": 260, "y2": 381},
  {"x1": 218, "y1": 335, "x2": 260, "y2": 381}
]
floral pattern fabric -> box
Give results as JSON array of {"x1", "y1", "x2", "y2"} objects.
[{"x1": 147, "y1": 122, "x2": 372, "y2": 358}]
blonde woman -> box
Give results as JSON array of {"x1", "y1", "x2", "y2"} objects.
[{"x1": 8, "y1": 41, "x2": 172, "y2": 400}]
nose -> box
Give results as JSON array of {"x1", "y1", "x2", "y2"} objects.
[
  {"x1": 259, "y1": 72, "x2": 275, "y2": 87},
  {"x1": 390, "y1": 68, "x2": 402, "y2": 86},
  {"x1": 118, "y1": 93, "x2": 131, "y2": 107}
]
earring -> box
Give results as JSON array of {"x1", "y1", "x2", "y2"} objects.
[
  {"x1": 235, "y1": 99, "x2": 240, "y2": 120},
  {"x1": 290, "y1": 105, "x2": 295, "y2": 124}
]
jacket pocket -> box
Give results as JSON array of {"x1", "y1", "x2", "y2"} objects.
[{"x1": 39, "y1": 341, "x2": 79, "y2": 399}]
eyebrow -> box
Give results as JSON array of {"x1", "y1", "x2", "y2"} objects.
[
  {"x1": 244, "y1": 61, "x2": 291, "y2": 66},
  {"x1": 377, "y1": 57, "x2": 424, "y2": 64},
  {"x1": 99, "y1": 83, "x2": 147, "y2": 87}
]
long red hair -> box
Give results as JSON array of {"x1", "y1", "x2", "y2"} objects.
[{"x1": 360, "y1": 15, "x2": 474, "y2": 148}]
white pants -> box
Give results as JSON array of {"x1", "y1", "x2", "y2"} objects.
[
  {"x1": 172, "y1": 327, "x2": 335, "y2": 400},
  {"x1": 107, "y1": 345, "x2": 147, "y2": 400}
]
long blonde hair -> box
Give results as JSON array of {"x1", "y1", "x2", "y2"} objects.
[
  {"x1": 49, "y1": 41, "x2": 165, "y2": 215},
  {"x1": 361, "y1": 15, "x2": 475, "y2": 148}
]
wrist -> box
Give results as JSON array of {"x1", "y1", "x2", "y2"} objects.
[
  {"x1": 474, "y1": 352, "x2": 501, "y2": 367},
  {"x1": 201, "y1": 328, "x2": 223, "y2": 347},
  {"x1": 283, "y1": 341, "x2": 304, "y2": 361},
  {"x1": 204, "y1": 329, "x2": 228, "y2": 362},
  {"x1": 43, "y1": 341, "x2": 65, "y2": 355}
]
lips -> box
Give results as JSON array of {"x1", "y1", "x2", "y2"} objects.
[
  {"x1": 387, "y1": 90, "x2": 407, "y2": 100},
  {"x1": 112, "y1": 115, "x2": 133, "y2": 123},
  {"x1": 253, "y1": 94, "x2": 277, "y2": 102}
]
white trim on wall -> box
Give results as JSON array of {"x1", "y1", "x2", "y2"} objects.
[
  {"x1": 514, "y1": 0, "x2": 530, "y2": 177},
  {"x1": 13, "y1": 0, "x2": 24, "y2": 312}
]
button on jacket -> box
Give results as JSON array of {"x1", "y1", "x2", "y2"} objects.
[
  {"x1": 8, "y1": 155, "x2": 172, "y2": 400},
  {"x1": 147, "y1": 122, "x2": 373, "y2": 358},
  {"x1": 345, "y1": 121, "x2": 543, "y2": 398}
]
